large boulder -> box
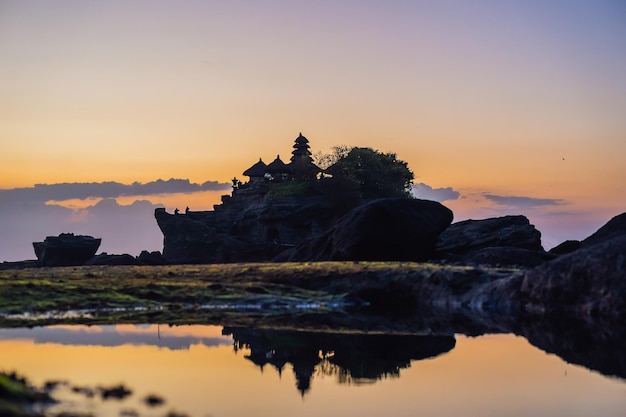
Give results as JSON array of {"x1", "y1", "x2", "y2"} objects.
[
  {"x1": 277, "y1": 198, "x2": 453, "y2": 262},
  {"x1": 32, "y1": 233, "x2": 101, "y2": 267},
  {"x1": 520, "y1": 235, "x2": 626, "y2": 317},
  {"x1": 436, "y1": 215, "x2": 544, "y2": 254}
]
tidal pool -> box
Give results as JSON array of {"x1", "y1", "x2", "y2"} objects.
[{"x1": 1, "y1": 324, "x2": 625, "y2": 417}]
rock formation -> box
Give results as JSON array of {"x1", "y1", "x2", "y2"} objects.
[
  {"x1": 277, "y1": 198, "x2": 453, "y2": 262},
  {"x1": 33, "y1": 233, "x2": 101, "y2": 267},
  {"x1": 155, "y1": 193, "x2": 339, "y2": 263},
  {"x1": 520, "y1": 234, "x2": 626, "y2": 317},
  {"x1": 580, "y1": 212, "x2": 626, "y2": 248},
  {"x1": 435, "y1": 215, "x2": 547, "y2": 267},
  {"x1": 436, "y1": 215, "x2": 544, "y2": 253}
]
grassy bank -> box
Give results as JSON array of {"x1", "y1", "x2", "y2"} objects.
[{"x1": 0, "y1": 262, "x2": 516, "y2": 329}]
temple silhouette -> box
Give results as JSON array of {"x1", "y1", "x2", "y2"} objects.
[
  {"x1": 241, "y1": 132, "x2": 321, "y2": 184},
  {"x1": 155, "y1": 133, "x2": 341, "y2": 263}
]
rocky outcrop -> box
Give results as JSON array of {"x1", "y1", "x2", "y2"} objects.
[
  {"x1": 137, "y1": 250, "x2": 168, "y2": 265},
  {"x1": 33, "y1": 233, "x2": 101, "y2": 267},
  {"x1": 155, "y1": 195, "x2": 339, "y2": 264},
  {"x1": 277, "y1": 198, "x2": 453, "y2": 262},
  {"x1": 548, "y1": 240, "x2": 581, "y2": 255},
  {"x1": 434, "y1": 215, "x2": 547, "y2": 266},
  {"x1": 581, "y1": 212, "x2": 626, "y2": 247},
  {"x1": 437, "y1": 215, "x2": 544, "y2": 254},
  {"x1": 520, "y1": 234, "x2": 626, "y2": 317}
]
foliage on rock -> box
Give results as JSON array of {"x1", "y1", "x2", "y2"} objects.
[{"x1": 317, "y1": 146, "x2": 414, "y2": 210}]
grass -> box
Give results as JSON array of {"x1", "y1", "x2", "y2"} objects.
[{"x1": 0, "y1": 261, "x2": 517, "y2": 329}]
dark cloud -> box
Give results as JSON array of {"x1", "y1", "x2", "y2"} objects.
[
  {"x1": 412, "y1": 183, "x2": 460, "y2": 202},
  {"x1": 482, "y1": 194, "x2": 565, "y2": 209},
  {"x1": 0, "y1": 178, "x2": 230, "y2": 205}
]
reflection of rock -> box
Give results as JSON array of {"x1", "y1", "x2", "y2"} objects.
[
  {"x1": 223, "y1": 327, "x2": 455, "y2": 395},
  {"x1": 279, "y1": 198, "x2": 453, "y2": 262},
  {"x1": 33, "y1": 233, "x2": 101, "y2": 266},
  {"x1": 518, "y1": 315, "x2": 626, "y2": 380}
]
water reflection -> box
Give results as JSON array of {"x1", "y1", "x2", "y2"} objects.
[
  {"x1": 1, "y1": 324, "x2": 626, "y2": 417},
  {"x1": 0, "y1": 324, "x2": 231, "y2": 350},
  {"x1": 519, "y1": 316, "x2": 626, "y2": 381},
  {"x1": 223, "y1": 327, "x2": 456, "y2": 395}
]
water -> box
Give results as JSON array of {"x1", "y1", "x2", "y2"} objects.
[{"x1": 1, "y1": 324, "x2": 625, "y2": 417}]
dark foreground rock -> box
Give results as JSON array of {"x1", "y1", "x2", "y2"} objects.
[
  {"x1": 276, "y1": 198, "x2": 453, "y2": 262},
  {"x1": 520, "y1": 235, "x2": 626, "y2": 317},
  {"x1": 447, "y1": 247, "x2": 555, "y2": 268}
]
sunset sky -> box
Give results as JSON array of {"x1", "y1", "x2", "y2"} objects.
[{"x1": 1, "y1": 1, "x2": 625, "y2": 260}]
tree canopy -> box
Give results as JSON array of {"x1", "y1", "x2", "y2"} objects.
[{"x1": 317, "y1": 146, "x2": 414, "y2": 209}]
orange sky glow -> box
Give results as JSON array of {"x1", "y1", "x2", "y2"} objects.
[{"x1": 1, "y1": 1, "x2": 625, "y2": 256}]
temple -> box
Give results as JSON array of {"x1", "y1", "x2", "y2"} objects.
[
  {"x1": 217, "y1": 133, "x2": 321, "y2": 209},
  {"x1": 155, "y1": 132, "x2": 336, "y2": 263},
  {"x1": 241, "y1": 132, "x2": 320, "y2": 183}
]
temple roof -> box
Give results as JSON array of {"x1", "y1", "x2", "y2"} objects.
[
  {"x1": 293, "y1": 132, "x2": 309, "y2": 145},
  {"x1": 266, "y1": 155, "x2": 292, "y2": 173},
  {"x1": 288, "y1": 157, "x2": 320, "y2": 173},
  {"x1": 242, "y1": 158, "x2": 267, "y2": 177}
]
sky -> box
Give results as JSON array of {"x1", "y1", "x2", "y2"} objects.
[{"x1": 1, "y1": 0, "x2": 625, "y2": 261}]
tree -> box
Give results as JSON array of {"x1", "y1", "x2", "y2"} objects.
[{"x1": 317, "y1": 146, "x2": 414, "y2": 209}]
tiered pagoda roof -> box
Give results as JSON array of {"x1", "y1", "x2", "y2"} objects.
[
  {"x1": 266, "y1": 155, "x2": 292, "y2": 174},
  {"x1": 242, "y1": 158, "x2": 267, "y2": 178},
  {"x1": 242, "y1": 133, "x2": 320, "y2": 181}
]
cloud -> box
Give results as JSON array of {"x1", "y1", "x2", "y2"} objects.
[
  {"x1": 0, "y1": 178, "x2": 230, "y2": 205},
  {"x1": 0, "y1": 197, "x2": 166, "y2": 262},
  {"x1": 411, "y1": 183, "x2": 460, "y2": 202},
  {"x1": 482, "y1": 194, "x2": 565, "y2": 209}
]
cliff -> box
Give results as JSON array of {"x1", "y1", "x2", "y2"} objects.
[{"x1": 155, "y1": 183, "x2": 339, "y2": 263}]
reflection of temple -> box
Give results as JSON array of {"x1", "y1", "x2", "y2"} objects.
[{"x1": 223, "y1": 327, "x2": 456, "y2": 396}]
